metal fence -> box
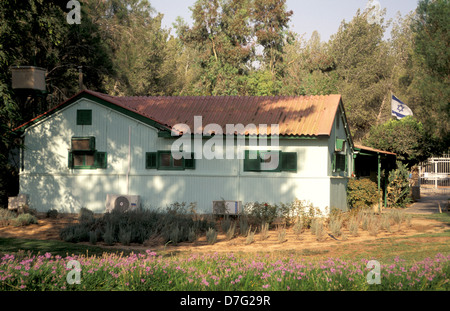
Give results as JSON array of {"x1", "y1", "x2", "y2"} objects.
[{"x1": 419, "y1": 154, "x2": 450, "y2": 193}]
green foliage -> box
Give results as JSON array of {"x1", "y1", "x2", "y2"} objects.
[
  {"x1": 0, "y1": 208, "x2": 16, "y2": 226},
  {"x1": 46, "y1": 209, "x2": 58, "y2": 219},
  {"x1": 244, "y1": 202, "x2": 278, "y2": 225},
  {"x1": 387, "y1": 162, "x2": 412, "y2": 208},
  {"x1": 13, "y1": 213, "x2": 38, "y2": 227},
  {"x1": 364, "y1": 116, "x2": 432, "y2": 165},
  {"x1": 206, "y1": 227, "x2": 217, "y2": 245},
  {"x1": 60, "y1": 203, "x2": 214, "y2": 246},
  {"x1": 410, "y1": 0, "x2": 450, "y2": 148},
  {"x1": 347, "y1": 178, "x2": 380, "y2": 210},
  {"x1": 328, "y1": 9, "x2": 391, "y2": 140},
  {"x1": 78, "y1": 207, "x2": 94, "y2": 223}
]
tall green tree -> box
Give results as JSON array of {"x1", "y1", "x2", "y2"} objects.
[
  {"x1": 328, "y1": 9, "x2": 392, "y2": 141},
  {"x1": 281, "y1": 31, "x2": 337, "y2": 96},
  {"x1": 410, "y1": 0, "x2": 450, "y2": 151},
  {"x1": 252, "y1": 0, "x2": 293, "y2": 75},
  {"x1": 0, "y1": 0, "x2": 115, "y2": 206},
  {"x1": 180, "y1": 0, "x2": 255, "y2": 95}
]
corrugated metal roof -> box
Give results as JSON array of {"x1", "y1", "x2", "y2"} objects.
[
  {"x1": 354, "y1": 144, "x2": 397, "y2": 156},
  {"x1": 86, "y1": 90, "x2": 342, "y2": 137}
]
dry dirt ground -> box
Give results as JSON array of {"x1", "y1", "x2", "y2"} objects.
[{"x1": 0, "y1": 212, "x2": 449, "y2": 257}]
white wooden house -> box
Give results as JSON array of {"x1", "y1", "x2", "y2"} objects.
[{"x1": 14, "y1": 90, "x2": 392, "y2": 214}]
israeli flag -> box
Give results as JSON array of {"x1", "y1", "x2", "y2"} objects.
[{"x1": 391, "y1": 95, "x2": 413, "y2": 119}]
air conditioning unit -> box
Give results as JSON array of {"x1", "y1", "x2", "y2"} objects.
[
  {"x1": 212, "y1": 201, "x2": 242, "y2": 215},
  {"x1": 105, "y1": 194, "x2": 141, "y2": 213}
]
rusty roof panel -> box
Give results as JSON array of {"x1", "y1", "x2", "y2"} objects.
[
  {"x1": 87, "y1": 91, "x2": 342, "y2": 136},
  {"x1": 82, "y1": 91, "x2": 342, "y2": 137}
]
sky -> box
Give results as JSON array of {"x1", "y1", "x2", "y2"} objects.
[{"x1": 149, "y1": 0, "x2": 419, "y2": 41}]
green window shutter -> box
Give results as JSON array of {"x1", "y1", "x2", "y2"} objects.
[
  {"x1": 260, "y1": 151, "x2": 282, "y2": 172},
  {"x1": 68, "y1": 151, "x2": 74, "y2": 169},
  {"x1": 281, "y1": 152, "x2": 297, "y2": 172},
  {"x1": 77, "y1": 110, "x2": 92, "y2": 125},
  {"x1": 95, "y1": 152, "x2": 107, "y2": 169},
  {"x1": 244, "y1": 150, "x2": 261, "y2": 171},
  {"x1": 89, "y1": 137, "x2": 96, "y2": 150},
  {"x1": 146, "y1": 152, "x2": 157, "y2": 169},
  {"x1": 184, "y1": 152, "x2": 195, "y2": 169},
  {"x1": 335, "y1": 138, "x2": 345, "y2": 151},
  {"x1": 332, "y1": 153, "x2": 336, "y2": 172},
  {"x1": 344, "y1": 154, "x2": 348, "y2": 174}
]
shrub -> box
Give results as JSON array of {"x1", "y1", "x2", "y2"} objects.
[
  {"x1": 60, "y1": 203, "x2": 215, "y2": 246},
  {"x1": 46, "y1": 209, "x2": 58, "y2": 219},
  {"x1": 89, "y1": 231, "x2": 97, "y2": 245},
  {"x1": 260, "y1": 222, "x2": 269, "y2": 240},
  {"x1": 226, "y1": 221, "x2": 236, "y2": 241},
  {"x1": 244, "y1": 202, "x2": 278, "y2": 225},
  {"x1": 103, "y1": 224, "x2": 115, "y2": 246},
  {"x1": 348, "y1": 216, "x2": 359, "y2": 236},
  {"x1": 59, "y1": 224, "x2": 90, "y2": 243},
  {"x1": 277, "y1": 226, "x2": 287, "y2": 243},
  {"x1": 292, "y1": 219, "x2": 304, "y2": 239},
  {"x1": 239, "y1": 216, "x2": 249, "y2": 236},
  {"x1": 79, "y1": 207, "x2": 94, "y2": 223},
  {"x1": 329, "y1": 216, "x2": 343, "y2": 237},
  {"x1": 188, "y1": 227, "x2": 197, "y2": 243},
  {"x1": 0, "y1": 208, "x2": 16, "y2": 226},
  {"x1": 311, "y1": 219, "x2": 326, "y2": 241},
  {"x1": 119, "y1": 226, "x2": 132, "y2": 246},
  {"x1": 381, "y1": 214, "x2": 392, "y2": 232},
  {"x1": 13, "y1": 213, "x2": 38, "y2": 227},
  {"x1": 368, "y1": 216, "x2": 380, "y2": 236},
  {"x1": 206, "y1": 228, "x2": 217, "y2": 245},
  {"x1": 245, "y1": 227, "x2": 256, "y2": 245},
  {"x1": 347, "y1": 178, "x2": 380, "y2": 210},
  {"x1": 221, "y1": 217, "x2": 232, "y2": 233},
  {"x1": 387, "y1": 162, "x2": 412, "y2": 208}
]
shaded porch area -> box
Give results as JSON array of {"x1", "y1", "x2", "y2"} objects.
[{"x1": 353, "y1": 144, "x2": 397, "y2": 211}]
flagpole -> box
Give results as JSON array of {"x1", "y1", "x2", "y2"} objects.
[{"x1": 376, "y1": 91, "x2": 391, "y2": 125}]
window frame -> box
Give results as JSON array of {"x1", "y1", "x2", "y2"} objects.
[
  {"x1": 332, "y1": 152, "x2": 347, "y2": 174},
  {"x1": 76, "y1": 109, "x2": 92, "y2": 126},
  {"x1": 243, "y1": 150, "x2": 297, "y2": 172},
  {"x1": 68, "y1": 136, "x2": 107, "y2": 170},
  {"x1": 145, "y1": 151, "x2": 195, "y2": 170}
]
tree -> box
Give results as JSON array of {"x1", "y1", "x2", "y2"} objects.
[
  {"x1": 328, "y1": 9, "x2": 392, "y2": 141},
  {"x1": 179, "y1": 0, "x2": 255, "y2": 95},
  {"x1": 363, "y1": 116, "x2": 434, "y2": 166},
  {"x1": 281, "y1": 31, "x2": 337, "y2": 96},
  {"x1": 0, "y1": 0, "x2": 116, "y2": 206},
  {"x1": 410, "y1": 0, "x2": 450, "y2": 151},
  {"x1": 252, "y1": 0, "x2": 293, "y2": 75}
]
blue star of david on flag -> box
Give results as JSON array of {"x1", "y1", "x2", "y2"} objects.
[{"x1": 391, "y1": 95, "x2": 413, "y2": 119}]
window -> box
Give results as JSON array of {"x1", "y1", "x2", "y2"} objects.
[
  {"x1": 77, "y1": 110, "x2": 92, "y2": 125},
  {"x1": 68, "y1": 136, "x2": 107, "y2": 169},
  {"x1": 243, "y1": 150, "x2": 297, "y2": 172},
  {"x1": 71, "y1": 137, "x2": 95, "y2": 151},
  {"x1": 146, "y1": 151, "x2": 195, "y2": 170},
  {"x1": 333, "y1": 153, "x2": 347, "y2": 173}
]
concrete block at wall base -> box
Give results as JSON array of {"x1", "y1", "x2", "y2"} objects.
[{"x1": 8, "y1": 194, "x2": 29, "y2": 212}]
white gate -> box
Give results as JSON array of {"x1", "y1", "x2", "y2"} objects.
[{"x1": 419, "y1": 153, "x2": 450, "y2": 193}]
